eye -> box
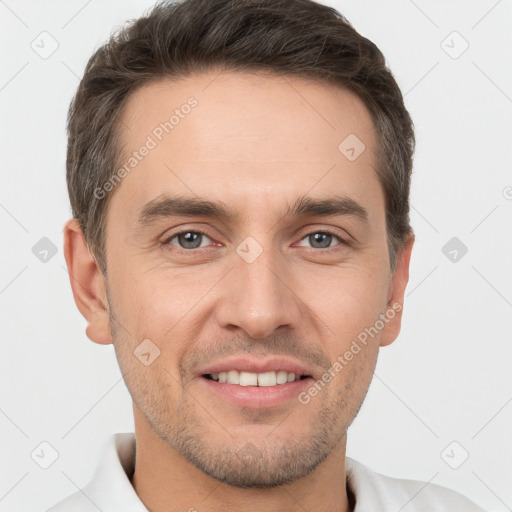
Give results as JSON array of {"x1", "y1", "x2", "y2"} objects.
[
  {"x1": 295, "y1": 230, "x2": 346, "y2": 250},
  {"x1": 163, "y1": 230, "x2": 213, "y2": 250},
  {"x1": 161, "y1": 228, "x2": 348, "y2": 252}
]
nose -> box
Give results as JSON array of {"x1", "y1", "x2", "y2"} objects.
[{"x1": 214, "y1": 242, "x2": 302, "y2": 340}]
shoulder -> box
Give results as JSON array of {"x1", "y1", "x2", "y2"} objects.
[
  {"x1": 45, "y1": 492, "x2": 96, "y2": 512},
  {"x1": 45, "y1": 432, "x2": 143, "y2": 512},
  {"x1": 345, "y1": 457, "x2": 488, "y2": 512}
]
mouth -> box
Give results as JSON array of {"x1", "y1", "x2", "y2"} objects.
[
  {"x1": 195, "y1": 356, "x2": 317, "y2": 408},
  {"x1": 199, "y1": 368, "x2": 314, "y2": 409}
]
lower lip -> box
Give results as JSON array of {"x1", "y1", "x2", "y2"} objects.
[{"x1": 199, "y1": 376, "x2": 313, "y2": 408}]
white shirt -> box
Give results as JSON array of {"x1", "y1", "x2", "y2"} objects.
[{"x1": 46, "y1": 432, "x2": 487, "y2": 511}]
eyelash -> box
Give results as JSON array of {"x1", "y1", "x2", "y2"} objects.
[{"x1": 161, "y1": 228, "x2": 348, "y2": 252}]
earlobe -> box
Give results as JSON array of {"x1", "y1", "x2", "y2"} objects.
[
  {"x1": 63, "y1": 218, "x2": 113, "y2": 345},
  {"x1": 379, "y1": 233, "x2": 415, "y2": 347}
]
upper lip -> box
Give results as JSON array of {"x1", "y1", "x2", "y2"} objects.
[{"x1": 196, "y1": 356, "x2": 315, "y2": 378}]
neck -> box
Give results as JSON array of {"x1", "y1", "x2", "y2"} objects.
[{"x1": 130, "y1": 406, "x2": 351, "y2": 512}]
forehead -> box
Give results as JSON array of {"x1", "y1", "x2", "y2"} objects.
[{"x1": 108, "y1": 70, "x2": 383, "y2": 229}]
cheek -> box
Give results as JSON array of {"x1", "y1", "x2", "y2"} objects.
[
  {"x1": 302, "y1": 264, "x2": 389, "y2": 342},
  {"x1": 121, "y1": 271, "x2": 205, "y2": 371},
  {"x1": 108, "y1": 276, "x2": 188, "y2": 410},
  {"x1": 111, "y1": 261, "x2": 196, "y2": 333}
]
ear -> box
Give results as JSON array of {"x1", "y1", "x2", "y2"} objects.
[
  {"x1": 63, "y1": 218, "x2": 113, "y2": 345},
  {"x1": 379, "y1": 233, "x2": 415, "y2": 347}
]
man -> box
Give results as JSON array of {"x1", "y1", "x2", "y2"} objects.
[{"x1": 50, "y1": 0, "x2": 487, "y2": 510}]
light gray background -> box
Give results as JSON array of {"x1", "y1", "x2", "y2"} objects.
[{"x1": 1, "y1": 1, "x2": 511, "y2": 511}]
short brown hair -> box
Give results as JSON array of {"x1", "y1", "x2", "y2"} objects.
[{"x1": 66, "y1": 0, "x2": 415, "y2": 275}]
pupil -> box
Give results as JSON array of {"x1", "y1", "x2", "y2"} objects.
[
  {"x1": 311, "y1": 233, "x2": 331, "y2": 248},
  {"x1": 179, "y1": 232, "x2": 201, "y2": 249}
]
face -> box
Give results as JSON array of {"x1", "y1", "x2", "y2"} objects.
[{"x1": 78, "y1": 70, "x2": 412, "y2": 488}]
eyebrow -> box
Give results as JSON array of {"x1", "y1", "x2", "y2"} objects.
[{"x1": 135, "y1": 193, "x2": 369, "y2": 228}]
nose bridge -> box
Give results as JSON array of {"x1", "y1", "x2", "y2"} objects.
[{"x1": 216, "y1": 235, "x2": 300, "y2": 339}]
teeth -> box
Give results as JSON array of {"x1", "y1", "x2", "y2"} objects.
[
  {"x1": 209, "y1": 371, "x2": 301, "y2": 386},
  {"x1": 257, "y1": 371, "x2": 276, "y2": 386},
  {"x1": 227, "y1": 370, "x2": 240, "y2": 385},
  {"x1": 276, "y1": 371, "x2": 289, "y2": 384},
  {"x1": 240, "y1": 371, "x2": 258, "y2": 386}
]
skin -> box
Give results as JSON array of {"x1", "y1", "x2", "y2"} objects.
[{"x1": 64, "y1": 69, "x2": 414, "y2": 512}]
